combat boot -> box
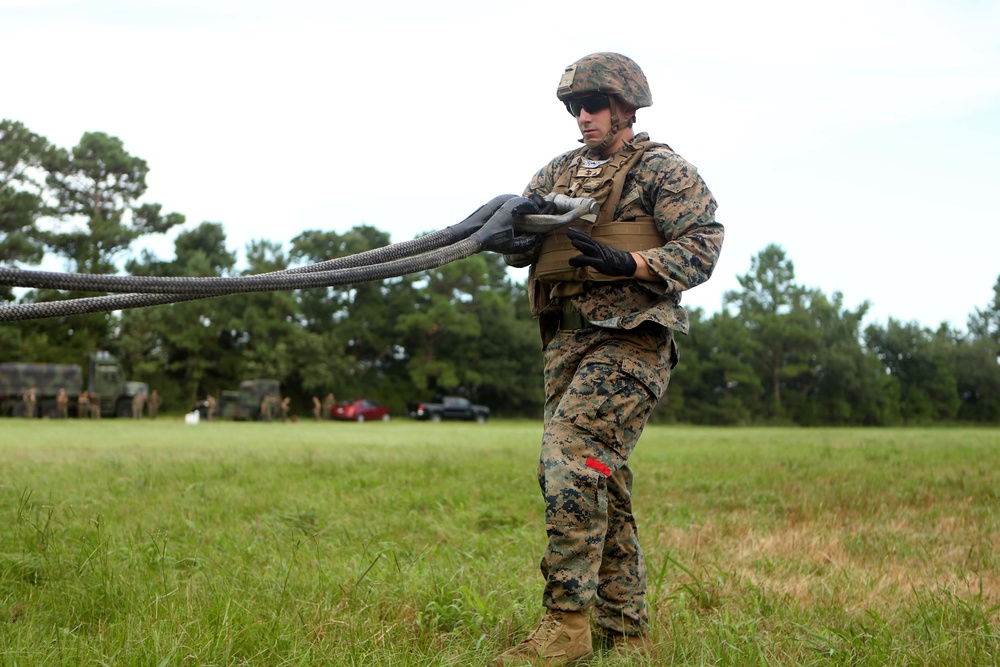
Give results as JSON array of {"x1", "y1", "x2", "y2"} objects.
[{"x1": 493, "y1": 610, "x2": 594, "y2": 666}]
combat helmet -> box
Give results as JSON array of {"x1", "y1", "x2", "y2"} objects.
[
  {"x1": 557, "y1": 52, "x2": 652, "y2": 110},
  {"x1": 557, "y1": 52, "x2": 651, "y2": 153}
]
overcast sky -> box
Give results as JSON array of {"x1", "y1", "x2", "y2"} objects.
[{"x1": 4, "y1": 0, "x2": 998, "y2": 331}]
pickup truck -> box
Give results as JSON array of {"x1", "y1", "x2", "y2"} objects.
[{"x1": 408, "y1": 396, "x2": 490, "y2": 423}]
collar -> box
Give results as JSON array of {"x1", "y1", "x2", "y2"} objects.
[{"x1": 584, "y1": 132, "x2": 649, "y2": 161}]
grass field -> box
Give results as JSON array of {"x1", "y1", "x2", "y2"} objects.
[{"x1": 0, "y1": 419, "x2": 997, "y2": 666}]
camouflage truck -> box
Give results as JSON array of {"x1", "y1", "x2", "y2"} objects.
[
  {"x1": 191, "y1": 380, "x2": 280, "y2": 421},
  {"x1": 0, "y1": 351, "x2": 148, "y2": 418},
  {"x1": 0, "y1": 363, "x2": 83, "y2": 418},
  {"x1": 216, "y1": 390, "x2": 243, "y2": 420},
  {"x1": 237, "y1": 379, "x2": 280, "y2": 421}
]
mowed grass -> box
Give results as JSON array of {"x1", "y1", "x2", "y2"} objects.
[{"x1": 0, "y1": 419, "x2": 997, "y2": 666}]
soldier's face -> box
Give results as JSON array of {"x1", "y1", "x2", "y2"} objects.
[
  {"x1": 577, "y1": 105, "x2": 611, "y2": 148},
  {"x1": 576, "y1": 105, "x2": 635, "y2": 153}
]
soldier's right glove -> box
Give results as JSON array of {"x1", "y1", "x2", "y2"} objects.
[
  {"x1": 473, "y1": 196, "x2": 543, "y2": 255},
  {"x1": 528, "y1": 193, "x2": 560, "y2": 216},
  {"x1": 502, "y1": 194, "x2": 558, "y2": 267},
  {"x1": 502, "y1": 240, "x2": 541, "y2": 267}
]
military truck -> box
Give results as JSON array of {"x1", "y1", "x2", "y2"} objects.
[
  {"x1": 0, "y1": 351, "x2": 148, "y2": 418},
  {"x1": 191, "y1": 379, "x2": 280, "y2": 421},
  {"x1": 235, "y1": 379, "x2": 281, "y2": 421}
]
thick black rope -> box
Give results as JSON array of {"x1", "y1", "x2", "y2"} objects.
[
  {"x1": 0, "y1": 239, "x2": 478, "y2": 321},
  {"x1": 0, "y1": 195, "x2": 594, "y2": 322},
  {"x1": 0, "y1": 240, "x2": 480, "y2": 295},
  {"x1": 0, "y1": 231, "x2": 450, "y2": 320}
]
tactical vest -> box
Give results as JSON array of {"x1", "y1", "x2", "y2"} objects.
[{"x1": 533, "y1": 139, "x2": 666, "y2": 285}]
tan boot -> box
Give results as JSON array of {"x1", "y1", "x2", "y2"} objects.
[{"x1": 493, "y1": 610, "x2": 594, "y2": 666}]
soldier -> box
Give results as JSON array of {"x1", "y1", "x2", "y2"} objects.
[
  {"x1": 260, "y1": 393, "x2": 272, "y2": 422},
  {"x1": 22, "y1": 385, "x2": 37, "y2": 418},
  {"x1": 77, "y1": 390, "x2": 89, "y2": 419},
  {"x1": 280, "y1": 396, "x2": 291, "y2": 422},
  {"x1": 131, "y1": 389, "x2": 146, "y2": 419},
  {"x1": 56, "y1": 387, "x2": 69, "y2": 419},
  {"x1": 495, "y1": 53, "x2": 724, "y2": 665},
  {"x1": 147, "y1": 389, "x2": 161, "y2": 419},
  {"x1": 205, "y1": 394, "x2": 217, "y2": 421},
  {"x1": 321, "y1": 392, "x2": 336, "y2": 420},
  {"x1": 89, "y1": 391, "x2": 101, "y2": 419},
  {"x1": 312, "y1": 396, "x2": 322, "y2": 421}
]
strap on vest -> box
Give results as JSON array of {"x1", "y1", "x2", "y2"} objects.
[{"x1": 528, "y1": 140, "x2": 671, "y2": 317}]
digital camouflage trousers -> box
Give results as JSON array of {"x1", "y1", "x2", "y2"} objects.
[{"x1": 538, "y1": 321, "x2": 675, "y2": 636}]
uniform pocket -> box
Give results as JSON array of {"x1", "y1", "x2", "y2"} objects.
[{"x1": 569, "y1": 363, "x2": 655, "y2": 459}]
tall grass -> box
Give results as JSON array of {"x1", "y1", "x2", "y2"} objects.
[{"x1": 0, "y1": 420, "x2": 997, "y2": 665}]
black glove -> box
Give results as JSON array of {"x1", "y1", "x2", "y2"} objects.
[
  {"x1": 475, "y1": 196, "x2": 543, "y2": 254},
  {"x1": 502, "y1": 234, "x2": 542, "y2": 267},
  {"x1": 567, "y1": 226, "x2": 637, "y2": 277},
  {"x1": 528, "y1": 193, "x2": 560, "y2": 215}
]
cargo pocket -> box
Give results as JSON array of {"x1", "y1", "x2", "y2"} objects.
[{"x1": 569, "y1": 362, "x2": 656, "y2": 460}]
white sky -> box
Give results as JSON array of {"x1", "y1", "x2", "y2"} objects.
[{"x1": 3, "y1": 0, "x2": 998, "y2": 332}]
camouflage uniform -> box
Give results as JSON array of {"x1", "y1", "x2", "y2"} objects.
[
  {"x1": 147, "y1": 390, "x2": 161, "y2": 419},
  {"x1": 77, "y1": 390, "x2": 89, "y2": 419},
  {"x1": 322, "y1": 393, "x2": 336, "y2": 420},
  {"x1": 517, "y1": 108, "x2": 723, "y2": 638},
  {"x1": 131, "y1": 390, "x2": 145, "y2": 419},
  {"x1": 22, "y1": 387, "x2": 37, "y2": 419},
  {"x1": 56, "y1": 388, "x2": 69, "y2": 419}
]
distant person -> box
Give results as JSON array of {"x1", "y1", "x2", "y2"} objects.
[
  {"x1": 205, "y1": 394, "x2": 217, "y2": 421},
  {"x1": 321, "y1": 392, "x2": 336, "y2": 420},
  {"x1": 22, "y1": 386, "x2": 37, "y2": 418},
  {"x1": 131, "y1": 389, "x2": 146, "y2": 419},
  {"x1": 147, "y1": 389, "x2": 161, "y2": 419},
  {"x1": 280, "y1": 396, "x2": 291, "y2": 422},
  {"x1": 312, "y1": 396, "x2": 322, "y2": 421},
  {"x1": 89, "y1": 391, "x2": 101, "y2": 419},
  {"x1": 56, "y1": 387, "x2": 69, "y2": 419},
  {"x1": 260, "y1": 394, "x2": 272, "y2": 422},
  {"x1": 77, "y1": 390, "x2": 89, "y2": 419}
]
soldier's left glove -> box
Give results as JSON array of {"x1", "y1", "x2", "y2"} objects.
[{"x1": 567, "y1": 226, "x2": 637, "y2": 277}]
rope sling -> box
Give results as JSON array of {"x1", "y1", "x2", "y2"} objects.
[{"x1": 0, "y1": 195, "x2": 598, "y2": 322}]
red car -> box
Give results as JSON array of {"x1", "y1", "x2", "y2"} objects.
[{"x1": 331, "y1": 398, "x2": 391, "y2": 423}]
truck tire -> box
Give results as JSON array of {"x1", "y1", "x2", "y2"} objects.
[{"x1": 116, "y1": 400, "x2": 132, "y2": 418}]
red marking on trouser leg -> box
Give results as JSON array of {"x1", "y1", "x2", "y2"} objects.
[{"x1": 586, "y1": 457, "x2": 612, "y2": 477}]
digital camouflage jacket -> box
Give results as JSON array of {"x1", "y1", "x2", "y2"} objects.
[{"x1": 521, "y1": 132, "x2": 724, "y2": 335}]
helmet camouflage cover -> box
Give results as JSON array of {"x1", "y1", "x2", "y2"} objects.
[{"x1": 557, "y1": 52, "x2": 652, "y2": 109}]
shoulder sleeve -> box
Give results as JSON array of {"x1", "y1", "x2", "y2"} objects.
[{"x1": 634, "y1": 148, "x2": 725, "y2": 295}]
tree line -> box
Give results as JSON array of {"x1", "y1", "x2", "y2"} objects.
[{"x1": 3, "y1": 119, "x2": 999, "y2": 424}]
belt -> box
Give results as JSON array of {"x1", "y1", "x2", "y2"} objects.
[{"x1": 557, "y1": 300, "x2": 591, "y2": 330}]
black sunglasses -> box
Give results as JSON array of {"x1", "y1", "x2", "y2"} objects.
[{"x1": 565, "y1": 94, "x2": 611, "y2": 117}]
